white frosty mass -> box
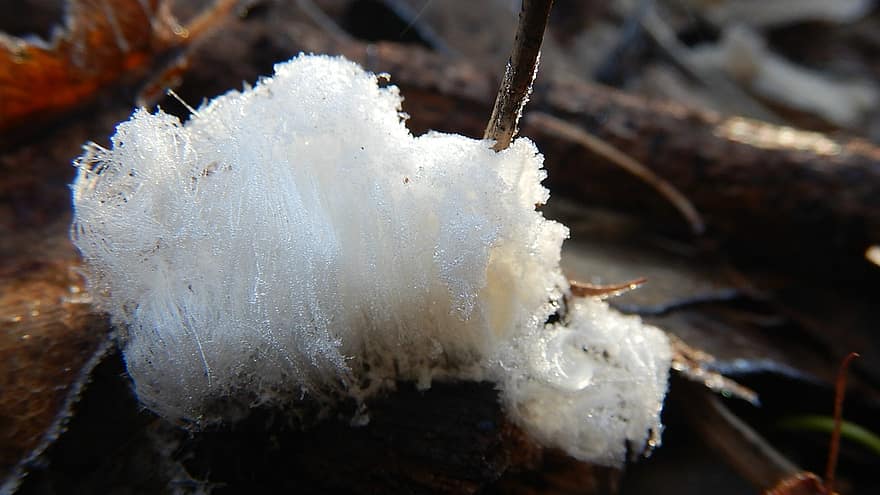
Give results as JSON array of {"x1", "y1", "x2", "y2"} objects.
[{"x1": 71, "y1": 55, "x2": 670, "y2": 466}]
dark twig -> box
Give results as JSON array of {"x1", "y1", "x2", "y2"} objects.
[{"x1": 484, "y1": 0, "x2": 554, "y2": 151}]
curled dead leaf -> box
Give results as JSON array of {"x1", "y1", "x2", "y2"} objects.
[{"x1": 0, "y1": 0, "x2": 235, "y2": 142}]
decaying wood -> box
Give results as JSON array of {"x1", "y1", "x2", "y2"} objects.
[
  {"x1": 15, "y1": 354, "x2": 619, "y2": 494},
  {"x1": 181, "y1": 382, "x2": 617, "y2": 495}
]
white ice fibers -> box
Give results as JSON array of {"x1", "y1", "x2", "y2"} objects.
[{"x1": 71, "y1": 55, "x2": 670, "y2": 466}]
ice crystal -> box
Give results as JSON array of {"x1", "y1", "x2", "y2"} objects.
[{"x1": 72, "y1": 54, "x2": 670, "y2": 466}]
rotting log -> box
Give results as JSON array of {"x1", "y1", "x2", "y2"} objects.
[
  {"x1": 13, "y1": 349, "x2": 620, "y2": 494},
  {"x1": 183, "y1": 381, "x2": 618, "y2": 495}
]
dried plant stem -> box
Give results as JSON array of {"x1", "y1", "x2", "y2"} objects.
[
  {"x1": 826, "y1": 352, "x2": 860, "y2": 493},
  {"x1": 484, "y1": 0, "x2": 554, "y2": 151},
  {"x1": 569, "y1": 277, "x2": 646, "y2": 298},
  {"x1": 177, "y1": 0, "x2": 238, "y2": 41},
  {"x1": 528, "y1": 111, "x2": 705, "y2": 235}
]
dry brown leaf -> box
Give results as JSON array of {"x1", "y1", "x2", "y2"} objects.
[
  {"x1": 0, "y1": 1, "x2": 245, "y2": 483},
  {"x1": 0, "y1": 0, "x2": 235, "y2": 139}
]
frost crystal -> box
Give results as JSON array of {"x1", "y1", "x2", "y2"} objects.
[{"x1": 71, "y1": 54, "x2": 670, "y2": 466}]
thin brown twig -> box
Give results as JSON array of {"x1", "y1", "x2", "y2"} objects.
[
  {"x1": 527, "y1": 111, "x2": 706, "y2": 235},
  {"x1": 484, "y1": 0, "x2": 554, "y2": 151},
  {"x1": 569, "y1": 277, "x2": 646, "y2": 298},
  {"x1": 176, "y1": 0, "x2": 238, "y2": 41},
  {"x1": 826, "y1": 352, "x2": 860, "y2": 493}
]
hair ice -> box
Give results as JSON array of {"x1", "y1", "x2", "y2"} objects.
[{"x1": 71, "y1": 54, "x2": 670, "y2": 466}]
